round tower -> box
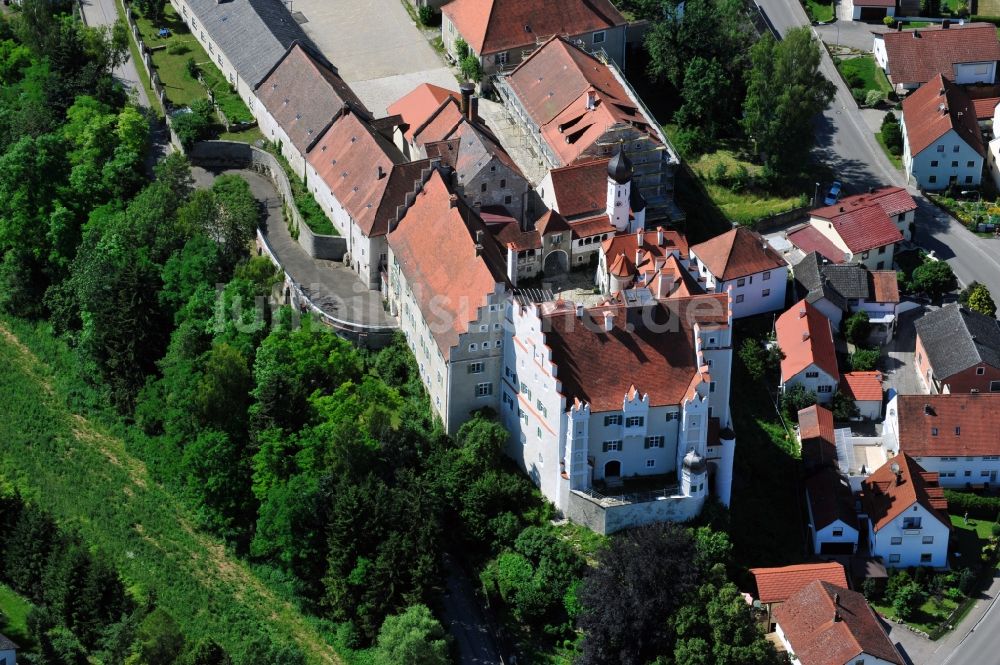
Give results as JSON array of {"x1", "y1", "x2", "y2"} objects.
[
  {"x1": 606, "y1": 144, "x2": 632, "y2": 232},
  {"x1": 681, "y1": 449, "x2": 708, "y2": 499}
]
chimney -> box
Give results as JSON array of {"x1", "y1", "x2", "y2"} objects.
[
  {"x1": 586, "y1": 89, "x2": 597, "y2": 111},
  {"x1": 834, "y1": 610, "x2": 842, "y2": 622},
  {"x1": 834, "y1": 592, "x2": 840, "y2": 606},
  {"x1": 913, "y1": 29, "x2": 920, "y2": 38},
  {"x1": 942, "y1": 19, "x2": 951, "y2": 28},
  {"x1": 603, "y1": 310, "x2": 614, "y2": 332},
  {"x1": 469, "y1": 95, "x2": 479, "y2": 123},
  {"x1": 506, "y1": 243, "x2": 518, "y2": 287},
  {"x1": 376, "y1": 165, "x2": 385, "y2": 180},
  {"x1": 637, "y1": 228, "x2": 645, "y2": 246},
  {"x1": 449, "y1": 194, "x2": 459, "y2": 208},
  {"x1": 635, "y1": 248, "x2": 643, "y2": 266},
  {"x1": 459, "y1": 82, "x2": 474, "y2": 116},
  {"x1": 656, "y1": 274, "x2": 669, "y2": 299},
  {"x1": 576, "y1": 303, "x2": 584, "y2": 318},
  {"x1": 657, "y1": 226, "x2": 664, "y2": 245}
]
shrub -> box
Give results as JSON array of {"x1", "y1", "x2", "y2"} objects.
[
  {"x1": 881, "y1": 111, "x2": 898, "y2": 128},
  {"x1": 454, "y1": 37, "x2": 470, "y2": 59},
  {"x1": 730, "y1": 164, "x2": 751, "y2": 193},
  {"x1": 185, "y1": 57, "x2": 199, "y2": 79},
  {"x1": 171, "y1": 100, "x2": 215, "y2": 149},
  {"x1": 851, "y1": 88, "x2": 867, "y2": 105},
  {"x1": 167, "y1": 43, "x2": 190, "y2": 56},
  {"x1": 881, "y1": 119, "x2": 903, "y2": 155},
  {"x1": 417, "y1": 5, "x2": 437, "y2": 26},
  {"x1": 373, "y1": 605, "x2": 449, "y2": 665},
  {"x1": 865, "y1": 90, "x2": 884, "y2": 107},
  {"x1": 883, "y1": 15, "x2": 896, "y2": 26},
  {"x1": 782, "y1": 384, "x2": 818, "y2": 419},
  {"x1": 912, "y1": 260, "x2": 957, "y2": 301},
  {"x1": 850, "y1": 347, "x2": 881, "y2": 372},
  {"x1": 958, "y1": 568, "x2": 977, "y2": 596},
  {"x1": 959, "y1": 281, "x2": 997, "y2": 317},
  {"x1": 831, "y1": 390, "x2": 858, "y2": 421},
  {"x1": 710, "y1": 161, "x2": 728, "y2": 184},
  {"x1": 460, "y1": 55, "x2": 482, "y2": 82},
  {"x1": 844, "y1": 71, "x2": 865, "y2": 89},
  {"x1": 943, "y1": 490, "x2": 1000, "y2": 520},
  {"x1": 843, "y1": 311, "x2": 871, "y2": 345}
]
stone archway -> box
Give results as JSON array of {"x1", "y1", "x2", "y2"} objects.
[
  {"x1": 604, "y1": 460, "x2": 621, "y2": 479},
  {"x1": 543, "y1": 249, "x2": 569, "y2": 275}
]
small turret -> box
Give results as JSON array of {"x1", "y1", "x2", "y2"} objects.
[{"x1": 608, "y1": 144, "x2": 632, "y2": 184}]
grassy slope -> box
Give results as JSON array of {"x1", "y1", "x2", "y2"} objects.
[
  {"x1": 0, "y1": 319, "x2": 344, "y2": 665},
  {"x1": 688, "y1": 149, "x2": 803, "y2": 226},
  {"x1": 0, "y1": 583, "x2": 35, "y2": 651},
  {"x1": 804, "y1": 0, "x2": 834, "y2": 22},
  {"x1": 838, "y1": 56, "x2": 893, "y2": 95}
]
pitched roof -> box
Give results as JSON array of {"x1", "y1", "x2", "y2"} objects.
[
  {"x1": 387, "y1": 83, "x2": 459, "y2": 142},
  {"x1": 540, "y1": 295, "x2": 729, "y2": 412},
  {"x1": 973, "y1": 96, "x2": 1000, "y2": 120},
  {"x1": 602, "y1": 227, "x2": 689, "y2": 265},
  {"x1": 871, "y1": 271, "x2": 900, "y2": 303},
  {"x1": 776, "y1": 299, "x2": 840, "y2": 382},
  {"x1": 811, "y1": 186, "x2": 917, "y2": 221},
  {"x1": 750, "y1": 562, "x2": 849, "y2": 604},
  {"x1": 412, "y1": 97, "x2": 466, "y2": 148},
  {"x1": 881, "y1": 23, "x2": 1000, "y2": 86},
  {"x1": 535, "y1": 208, "x2": 570, "y2": 235},
  {"x1": 568, "y1": 213, "x2": 615, "y2": 239},
  {"x1": 896, "y1": 393, "x2": 1000, "y2": 457},
  {"x1": 775, "y1": 581, "x2": 904, "y2": 665},
  {"x1": 690, "y1": 227, "x2": 785, "y2": 281},
  {"x1": 547, "y1": 159, "x2": 611, "y2": 219},
  {"x1": 389, "y1": 170, "x2": 508, "y2": 358},
  {"x1": 425, "y1": 119, "x2": 523, "y2": 185},
  {"x1": 806, "y1": 467, "x2": 859, "y2": 530},
  {"x1": 504, "y1": 37, "x2": 662, "y2": 165},
  {"x1": 794, "y1": 252, "x2": 899, "y2": 310},
  {"x1": 442, "y1": 0, "x2": 625, "y2": 56},
  {"x1": 809, "y1": 205, "x2": 904, "y2": 255},
  {"x1": 256, "y1": 43, "x2": 368, "y2": 157},
  {"x1": 861, "y1": 453, "x2": 948, "y2": 532},
  {"x1": 184, "y1": 0, "x2": 317, "y2": 88},
  {"x1": 0, "y1": 633, "x2": 17, "y2": 651},
  {"x1": 494, "y1": 222, "x2": 541, "y2": 250},
  {"x1": 787, "y1": 226, "x2": 848, "y2": 265},
  {"x1": 306, "y1": 110, "x2": 406, "y2": 237},
  {"x1": 841, "y1": 371, "x2": 884, "y2": 402},
  {"x1": 799, "y1": 404, "x2": 837, "y2": 468},
  {"x1": 902, "y1": 74, "x2": 986, "y2": 158},
  {"x1": 915, "y1": 303, "x2": 1000, "y2": 379}
]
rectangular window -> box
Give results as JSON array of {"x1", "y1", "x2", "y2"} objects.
[
  {"x1": 921, "y1": 553, "x2": 933, "y2": 563},
  {"x1": 977, "y1": 366, "x2": 986, "y2": 375},
  {"x1": 710, "y1": 381, "x2": 716, "y2": 393},
  {"x1": 481, "y1": 183, "x2": 487, "y2": 193},
  {"x1": 955, "y1": 426, "x2": 961, "y2": 435},
  {"x1": 952, "y1": 161, "x2": 959, "y2": 168},
  {"x1": 468, "y1": 362, "x2": 484, "y2": 374},
  {"x1": 931, "y1": 427, "x2": 938, "y2": 436},
  {"x1": 937, "y1": 145, "x2": 945, "y2": 152},
  {"x1": 984, "y1": 470, "x2": 992, "y2": 477},
  {"x1": 923, "y1": 536, "x2": 934, "y2": 544},
  {"x1": 762, "y1": 289, "x2": 770, "y2": 297},
  {"x1": 476, "y1": 382, "x2": 494, "y2": 397},
  {"x1": 763, "y1": 271, "x2": 771, "y2": 280},
  {"x1": 891, "y1": 536, "x2": 903, "y2": 545},
  {"x1": 503, "y1": 392, "x2": 514, "y2": 409},
  {"x1": 605, "y1": 414, "x2": 622, "y2": 426},
  {"x1": 469, "y1": 343, "x2": 477, "y2": 351},
  {"x1": 890, "y1": 554, "x2": 901, "y2": 563},
  {"x1": 735, "y1": 294, "x2": 744, "y2": 303},
  {"x1": 602, "y1": 440, "x2": 622, "y2": 452},
  {"x1": 954, "y1": 145, "x2": 961, "y2": 152},
  {"x1": 966, "y1": 470, "x2": 973, "y2": 476},
  {"x1": 903, "y1": 516, "x2": 922, "y2": 529},
  {"x1": 806, "y1": 371, "x2": 819, "y2": 378},
  {"x1": 736, "y1": 278, "x2": 746, "y2": 287},
  {"x1": 818, "y1": 385, "x2": 833, "y2": 393},
  {"x1": 504, "y1": 195, "x2": 512, "y2": 205},
  {"x1": 500, "y1": 178, "x2": 507, "y2": 188},
  {"x1": 832, "y1": 528, "x2": 843, "y2": 536},
  {"x1": 593, "y1": 30, "x2": 606, "y2": 44},
  {"x1": 929, "y1": 175, "x2": 937, "y2": 184},
  {"x1": 966, "y1": 175, "x2": 974, "y2": 184},
  {"x1": 666, "y1": 412, "x2": 679, "y2": 422},
  {"x1": 931, "y1": 160, "x2": 939, "y2": 167},
  {"x1": 645, "y1": 436, "x2": 665, "y2": 448},
  {"x1": 878, "y1": 245, "x2": 886, "y2": 255},
  {"x1": 496, "y1": 51, "x2": 508, "y2": 66},
  {"x1": 968, "y1": 161, "x2": 976, "y2": 167},
  {"x1": 645, "y1": 459, "x2": 656, "y2": 468},
  {"x1": 625, "y1": 416, "x2": 645, "y2": 428},
  {"x1": 991, "y1": 380, "x2": 1000, "y2": 392}
]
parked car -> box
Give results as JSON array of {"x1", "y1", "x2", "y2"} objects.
[{"x1": 824, "y1": 181, "x2": 842, "y2": 206}]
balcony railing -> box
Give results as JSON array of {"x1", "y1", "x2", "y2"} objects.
[{"x1": 575, "y1": 484, "x2": 682, "y2": 508}]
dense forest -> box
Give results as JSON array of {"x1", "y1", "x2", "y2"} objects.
[{"x1": 0, "y1": 0, "x2": 787, "y2": 663}]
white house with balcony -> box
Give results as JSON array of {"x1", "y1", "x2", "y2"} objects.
[
  {"x1": 860, "y1": 454, "x2": 950, "y2": 568},
  {"x1": 500, "y1": 291, "x2": 736, "y2": 534}
]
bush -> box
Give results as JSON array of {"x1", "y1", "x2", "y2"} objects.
[
  {"x1": 186, "y1": 57, "x2": 199, "y2": 79},
  {"x1": 881, "y1": 111, "x2": 897, "y2": 128},
  {"x1": 865, "y1": 90, "x2": 884, "y2": 107},
  {"x1": 912, "y1": 260, "x2": 957, "y2": 301},
  {"x1": 881, "y1": 119, "x2": 903, "y2": 155},
  {"x1": 454, "y1": 37, "x2": 470, "y2": 60},
  {"x1": 844, "y1": 71, "x2": 865, "y2": 89},
  {"x1": 883, "y1": 15, "x2": 896, "y2": 26},
  {"x1": 673, "y1": 127, "x2": 710, "y2": 159},
  {"x1": 943, "y1": 490, "x2": 1000, "y2": 520},
  {"x1": 782, "y1": 384, "x2": 818, "y2": 419},
  {"x1": 892, "y1": 582, "x2": 925, "y2": 620},
  {"x1": 171, "y1": 100, "x2": 215, "y2": 149},
  {"x1": 850, "y1": 347, "x2": 881, "y2": 372},
  {"x1": 843, "y1": 311, "x2": 871, "y2": 345},
  {"x1": 417, "y1": 5, "x2": 438, "y2": 26},
  {"x1": 710, "y1": 161, "x2": 728, "y2": 184},
  {"x1": 831, "y1": 390, "x2": 858, "y2": 421},
  {"x1": 730, "y1": 164, "x2": 751, "y2": 193},
  {"x1": 959, "y1": 281, "x2": 997, "y2": 317},
  {"x1": 167, "y1": 43, "x2": 190, "y2": 56},
  {"x1": 373, "y1": 605, "x2": 449, "y2": 665},
  {"x1": 851, "y1": 88, "x2": 867, "y2": 105},
  {"x1": 460, "y1": 55, "x2": 482, "y2": 82}
]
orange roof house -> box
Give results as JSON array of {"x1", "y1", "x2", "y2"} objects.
[
  {"x1": 386, "y1": 83, "x2": 459, "y2": 143},
  {"x1": 798, "y1": 404, "x2": 836, "y2": 469},
  {"x1": 690, "y1": 227, "x2": 785, "y2": 282},
  {"x1": 749, "y1": 562, "x2": 849, "y2": 631},
  {"x1": 894, "y1": 393, "x2": 1000, "y2": 458},
  {"x1": 775, "y1": 300, "x2": 839, "y2": 400},
  {"x1": 877, "y1": 22, "x2": 1000, "y2": 90},
  {"x1": 774, "y1": 581, "x2": 904, "y2": 665}
]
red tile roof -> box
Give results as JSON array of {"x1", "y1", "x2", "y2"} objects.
[
  {"x1": 412, "y1": 97, "x2": 465, "y2": 148},
  {"x1": 841, "y1": 371, "x2": 884, "y2": 402},
  {"x1": 809, "y1": 194, "x2": 905, "y2": 254},
  {"x1": 776, "y1": 299, "x2": 839, "y2": 383},
  {"x1": 306, "y1": 110, "x2": 405, "y2": 237},
  {"x1": 256, "y1": 43, "x2": 368, "y2": 156},
  {"x1": 896, "y1": 393, "x2": 1000, "y2": 457},
  {"x1": 602, "y1": 227, "x2": 689, "y2": 265},
  {"x1": 442, "y1": 0, "x2": 625, "y2": 56},
  {"x1": 387, "y1": 83, "x2": 459, "y2": 142},
  {"x1": 799, "y1": 404, "x2": 837, "y2": 468},
  {"x1": 861, "y1": 454, "x2": 948, "y2": 532},
  {"x1": 547, "y1": 159, "x2": 609, "y2": 219},
  {"x1": 568, "y1": 214, "x2": 615, "y2": 239},
  {"x1": 973, "y1": 96, "x2": 1000, "y2": 120},
  {"x1": 540, "y1": 295, "x2": 729, "y2": 412},
  {"x1": 870, "y1": 271, "x2": 900, "y2": 303},
  {"x1": 806, "y1": 467, "x2": 859, "y2": 530},
  {"x1": 816, "y1": 187, "x2": 917, "y2": 220},
  {"x1": 775, "y1": 581, "x2": 904, "y2": 665},
  {"x1": 750, "y1": 563, "x2": 848, "y2": 605},
  {"x1": 690, "y1": 227, "x2": 785, "y2": 281},
  {"x1": 787, "y1": 225, "x2": 848, "y2": 264},
  {"x1": 389, "y1": 171, "x2": 508, "y2": 358},
  {"x1": 902, "y1": 74, "x2": 986, "y2": 158},
  {"x1": 504, "y1": 37, "x2": 659, "y2": 166},
  {"x1": 882, "y1": 23, "x2": 1000, "y2": 87},
  {"x1": 494, "y1": 222, "x2": 541, "y2": 250},
  {"x1": 536, "y1": 209, "x2": 570, "y2": 235}
]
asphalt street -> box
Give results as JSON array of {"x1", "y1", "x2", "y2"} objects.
[
  {"x1": 756, "y1": 0, "x2": 1000, "y2": 300},
  {"x1": 78, "y1": 0, "x2": 151, "y2": 108}
]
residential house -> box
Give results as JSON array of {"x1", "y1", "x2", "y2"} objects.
[
  {"x1": 902, "y1": 74, "x2": 985, "y2": 191},
  {"x1": 915, "y1": 303, "x2": 1000, "y2": 394},
  {"x1": 805, "y1": 191, "x2": 907, "y2": 271},
  {"x1": 776, "y1": 300, "x2": 839, "y2": 403},
  {"x1": 501, "y1": 292, "x2": 736, "y2": 534},
  {"x1": 386, "y1": 82, "x2": 459, "y2": 159},
  {"x1": 805, "y1": 467, "x2": 861, "y2": 556},
  {"x1": 495, "y1": 36, "x2": 682, "y2": 221},
  {"x1": 749, "y1": 562, "x2": 849, "y2": 632},
  {"x1": 774, "y1": 580, "x2": 905, "y2": 665},
  {"x1": 169, "y1": 0, "x2": 315, "y2": 110},
  {"x1": 874, "y1": 21, "x2": 1000, "y2": 92},
  {"x1": 884, "y1": 393, "x2": 1000, "y2": 487},
  {"x1": 852, "y1": 0, "x2": 895, "y2": 21},
  {"x1": 860, "y1": 453, "x2": 950, "y2": 568},
  {"x1": 793, "y1": 251, "x2": 901, "y2": 337},
  {"x1": 441, "y1": 0, "x2": 627, "y2": 79},
  {"x1": 0, "y1": 634, "x2": 16, "y2": 665},
  {"x1": 799, "y1": 404, "x2": 837, "y2": 471},
  {"x1": 387, "y1": 169, "x2": 509, "y2": 433},
  {"x1": 596, "y1": 226, "x2": 691, "y2": 295},
  {"x1": 689, "y1": 227, "x2": 788, "y2": 319},
  {"x1": 841, "y1": 371, "x2": 884, "y2": 420},
  {"x1": 305, "y1": 108, "x2": 433, "y2": 290},
  {"x1": 254, "y1": 42, "x2": 369, "y2": 178}
]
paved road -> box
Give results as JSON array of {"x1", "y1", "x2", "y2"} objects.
[
  {"x1": 440, "y1": 555, "x2": 505, "y2": 665},
  {"x1": 758, "y1": 0, "x2": 1000, "y2": 299},
  {"x1": 78, "y1": 0, "x2": 152, "y2": 108}
]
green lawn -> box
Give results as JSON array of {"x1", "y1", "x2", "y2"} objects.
[
  {"x1": 804, "y1": 0, "x2": 835, "y2": 22},
  {"x1": 902, "y1": 20, "x2": 933, "y2": 27},
  {"x1": 688, "y1": 150, "x2": 805, "y2": 226},
  {"x1": 134, "y1": 5, "x2": 252, "y2": 123},
  {"x1": 951, "y1": 514, "x2": 995, "y2": 567},
  {"x1": 838, "y1": 55, "x2": 893, "y2": 96},
  {"x1": 873, "y1": 596, "x2": 961, "y2": 635},
  {"x1": 0, "y1": 583, "x2": 35, "y2": 651},
  {"x1": 876, "y1": 132, "x2": 903, "y2": 169}
]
